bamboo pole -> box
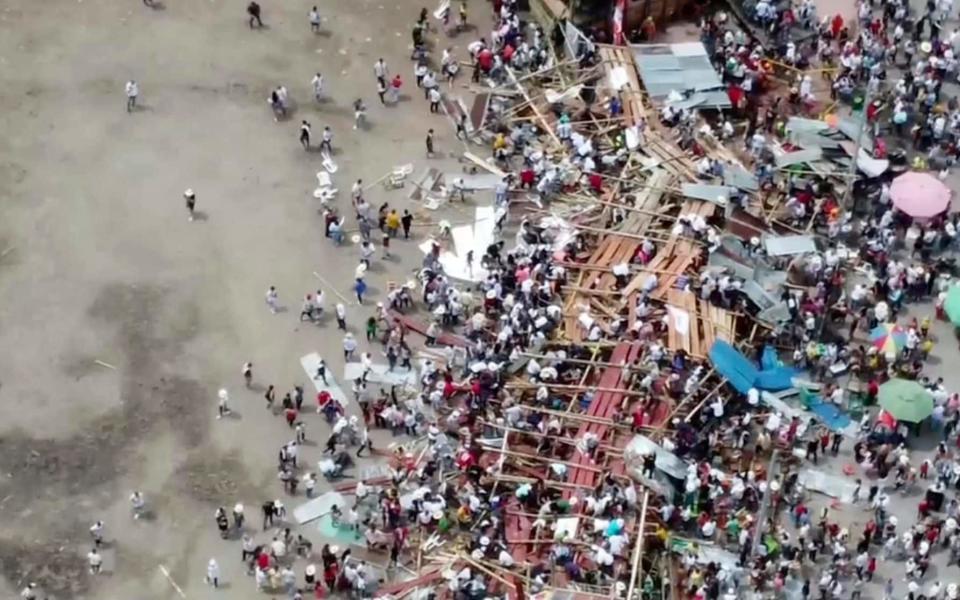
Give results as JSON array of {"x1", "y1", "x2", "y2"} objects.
[
  {"x1": 518, "y1": 351, "x2": 633, "y2": 370},
  {"x1": 556, "y1": 192, "x2": 681, "y2": 219},
  {"x1": 684, "y1": 381, "x2": 726, "y2": 423},
  {"x1": 478, "y1": 421, "x2": 626, "y2": 453},
  {"x1": 505, "y1": 381, "x2": 650, "y2": 398},
  {"x1": 506, "y1": 66, "x2": 562, "y2": 148},
  {"x1": 570, "y1": 221, "x2": 707, "y2": 246},
  {"x1": 625, "y1": 491, "x2": 650, "y2": 600},
  {"x1": 486, "y1": 446, "x2": 604, "y2": 472}
]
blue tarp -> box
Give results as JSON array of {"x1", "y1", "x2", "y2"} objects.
[
  {"x1": 709, "y1": 340, "x2": 796, "y2": 395},
  {"x1": 809, "y1": 401, "x2": 853, "y2": 432},
  {"x1": 760, "y1": 346, "x2": 781, "y2": 370}
]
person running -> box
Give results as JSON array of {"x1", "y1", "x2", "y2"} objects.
[
  {"x1": 373, "y1": 58, "x2": 388, "y2": 87},
  {"x1": 300, "y1": 120, "x2": 312, "y2": 150},
  {"x1": 377, "y1": 78, "x2": 387, "y2": 104},
  {"x1": 313, "y1": 358, "x2": 328, "y2": 384},
  {"x1": 247, "y1": 1, "x2": 263, "y2": 28},
  {"x1": 264, "y1": 384, "x2": 275, "y2": 409},
  {"x1": 320, "y1": 126, "x2": 333, "y2": 154}
]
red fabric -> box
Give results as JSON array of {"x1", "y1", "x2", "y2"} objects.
[
  {"x1": 443, "y1": 380, "x2": 457, "y2": 399},
  {"x1": 478, "y1": 49, "x2": 493, "y2": 71},
  {"x1": 727, "y1": 85, "x2": 745, "y2": 109},
  {"x1": 876, "y1": 410, "x2": 897, "y2": 429},
  {"x1": 589, "y1": 172, "x2": 603, "y2": 192},
  {"x1": 831, "y1": 14, "x2": 844, "y2": 37}
]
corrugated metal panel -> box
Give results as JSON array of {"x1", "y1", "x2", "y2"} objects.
[
  {"x1": 681, "y1": 183, "x2": 735, "y2": 204},
  {"x1": 630, "y1": 42, "x2": 726, "y2": 104},
  {"x1": 774, "y1": 147, "x2": 823, "y2": 167},
  {"x1": 763, "y1": 234, "x2": 817, "y2": 256}
]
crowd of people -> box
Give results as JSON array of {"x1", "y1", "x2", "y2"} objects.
[{"x1": 20, "y1": 0, "x2": 960, "y2": 599}]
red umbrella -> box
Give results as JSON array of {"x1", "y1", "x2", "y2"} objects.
[{"x1": 891, "y1": 171, "x2": 951, "y2": 218}]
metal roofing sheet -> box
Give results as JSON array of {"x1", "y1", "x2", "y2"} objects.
[
  {"x1": 724, "y1": 165, "x2": 759, "y2": 191},
  {"x1": 681, "y1": 183, "x2": 735, "y2": 204},
  {"x1": 763, "y1": 234, "x2": 817, "y2": 256},
  {"x1": 774, "y1": 147, "x2": 823, "y2": 167},
  {"x1": 630, "y1": 42, "x2": 725, "y2": 101}
]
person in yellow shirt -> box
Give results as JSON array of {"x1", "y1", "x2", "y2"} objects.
[
  {"x1": 493, "y1": 133, "x2": 507, "y2": 161},
  {"x1": 456, "y1": 505, "x2": 472, "y2": 527},
  {"x1": 385, "y1": 209, "x2": 401, "y2": 237}
]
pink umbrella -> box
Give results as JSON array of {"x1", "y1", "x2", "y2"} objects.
[{"x1": 891, "y1": 171, "x2": 951, "y2": 218}]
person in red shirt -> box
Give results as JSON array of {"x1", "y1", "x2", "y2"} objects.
[
  {"x1": 831, "y1": 14, "x2": 844, "y2": 38},
  {"x1": 317, "y1": 390, "x2": 331, "y2": 411},
  {"x1": 285, "y1": 407, "x2": 298, "y2": 428},
  {"x1": 477, "y1": 48, "x2": 493, "y2": 72},
  {"x1": 256, "y1": 550, "x2": 271, "y2": 572},
  {"x1": 588, "y1": 172, "x2": 603, "y2": 193},
  {"x1": 443, "y1": 378, "x2": 457, "y2": 399},
  {"x1": 520, "y1": 167, "x2": 535, "y2": 188},
  {"x1": 323, "y1": 562, "x2": 338, "y2": 591},
  {"x1": 502, "y1": 44, "x2": 515, "y2": 64}
]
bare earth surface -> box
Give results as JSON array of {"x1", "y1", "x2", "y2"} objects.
[
  {"x1": 0, "y1": 0, "x2": 467, "y2": 597},
  {"x1": 3, "y1": 1, "x2": 960, "y2": 599}
]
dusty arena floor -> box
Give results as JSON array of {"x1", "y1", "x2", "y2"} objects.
[{"x1": 0, "y1": 0, "x2": 466, "y2": 596}]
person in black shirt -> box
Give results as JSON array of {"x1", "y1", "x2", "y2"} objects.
[{"x1": 247, "y1": 2, "x2": 263, "y2": 28}]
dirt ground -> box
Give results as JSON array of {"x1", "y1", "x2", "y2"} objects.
[{"x1": 0, "y1": 0, "x2": 472, "y2": 597}]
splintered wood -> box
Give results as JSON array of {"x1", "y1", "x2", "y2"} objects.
[{"x1": 401, "y1": 35, "x2": 767, "y2": 600}]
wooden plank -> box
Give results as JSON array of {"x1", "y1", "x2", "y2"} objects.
[{"x1": 387, "y1": 310, "x2": 469, "y2": 347}]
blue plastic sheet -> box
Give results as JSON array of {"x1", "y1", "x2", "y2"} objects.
[
  {"x1": 709, "y1": 340, "x2": 796, "y2": 395},
  {"x1": 809, "y1": 402, "x2": 853, "y2": 432}
]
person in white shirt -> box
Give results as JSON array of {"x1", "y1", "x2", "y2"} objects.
[
  {"x1": 130, "y1": 491, "x2": 145, "y2": 519},
  {"x1": 90, "y1": 521, "x2": 105, "y2": 547},
  {"x1": 309, "y1": 6, "x2": 321, "y2": 32},
  {"x1": 265, "y1": 286, "x2": 279, "y2": 314},
  {"x1": 205, "y1": 558, "x2": 220, "y2": 588},
  {"x1": 125, "y1": 80, "x2": 138, "y2": 112},
  {"x1": 373, "y1": 58, "x2": 389, "y2": 85},
  {"x1": 310, "y1": 72, "x2": 324, "y2": 102},
  {"x1": 87, "y1": 548, "x2": 103, "y2": 574}
]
